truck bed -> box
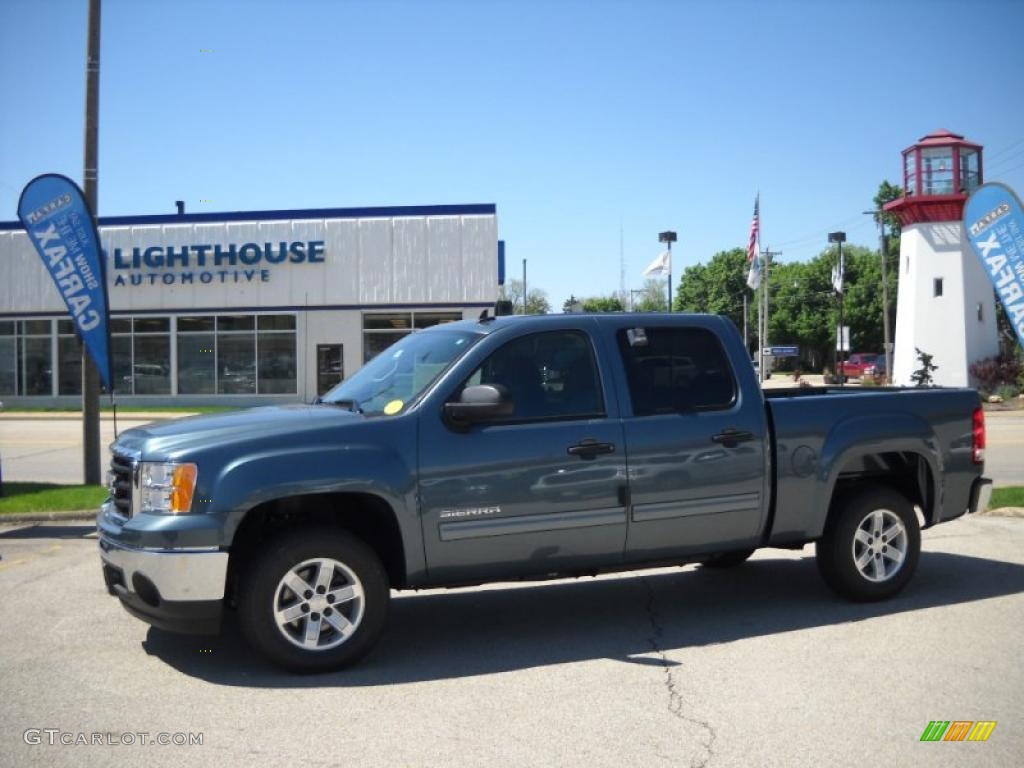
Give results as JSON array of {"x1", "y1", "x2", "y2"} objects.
[{"x1": 763, "y1": 386, "x2": 981, "y2": 545}]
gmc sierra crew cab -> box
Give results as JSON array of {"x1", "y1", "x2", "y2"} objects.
[{"x1": 97, "y1": 313, "x2": 992, "y2": 672}]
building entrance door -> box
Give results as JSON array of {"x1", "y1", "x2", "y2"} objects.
[{"x1": 316, "y1": 344, "x2": 344, "y2": 395}]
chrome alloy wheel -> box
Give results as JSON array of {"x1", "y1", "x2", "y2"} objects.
[
  {"x1": 852, "y1": 509, "x2": 908, "y2": 583},
  {"x1": 272, "y1": 558, "x2": 365, "y2": 651}
]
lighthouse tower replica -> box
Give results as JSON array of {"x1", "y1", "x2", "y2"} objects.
[{"x1": 885, "y1": 130, "x2": 999, "y2": 387}]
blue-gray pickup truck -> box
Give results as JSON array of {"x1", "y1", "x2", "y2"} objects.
[{"x1": 97, "y1": 313, "x2": 992, "y2": 671}]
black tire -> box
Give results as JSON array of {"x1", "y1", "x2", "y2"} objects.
[
  {"x1": 816, "y1": 485, "x2": 920, "y2": 601},
  {"x1": 700, "y1": 548, "x2": 756, "y2": 568},
  {"x1": 238, "y1": 526, "x2": 390, "y2": 672}
]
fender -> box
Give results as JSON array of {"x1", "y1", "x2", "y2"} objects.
[
  {"x1": 214, "y1": 442, "x2": 424, "y2": 583},
  {"x1": 809, "y1": 410, "x2": 941, "y2": 539}
]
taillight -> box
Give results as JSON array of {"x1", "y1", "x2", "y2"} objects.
[{"x1": 972, "y1": 406, "x2": 985, "y2": 464}]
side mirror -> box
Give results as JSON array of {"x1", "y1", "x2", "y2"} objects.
[{"x1": 444, "y1": 384, "x2": 513, "y2": 429}]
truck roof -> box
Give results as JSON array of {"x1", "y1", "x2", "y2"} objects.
[{"x1": 434, "y1": 311, "x2": 720, "y2": 336}]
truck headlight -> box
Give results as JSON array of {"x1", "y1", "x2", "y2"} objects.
[{"x1": 138, "y1": 462, "x2": 198, "y2": 514}]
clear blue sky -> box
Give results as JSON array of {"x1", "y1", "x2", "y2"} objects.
[{"x1": 3, "y1": 0, "x2": 1024, "y2": 311}]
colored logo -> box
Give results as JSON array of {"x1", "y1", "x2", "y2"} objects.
[
  {"x1": 964, "y1": 182, "x2": 1024, "y2": 352},
  {"x1": 920, "y1": 720, "x2": 997, "y2": 742},
  {"x1": 17, "y1": 174, "x2": 113, "y2": 390}
]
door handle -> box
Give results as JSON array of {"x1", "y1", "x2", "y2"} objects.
[
  {"x1": 711, "y1": 428, "x2": 755, "y2": 448},
  {"x1": 567, "y1": 439, "x2": 616, "y2": 459}
]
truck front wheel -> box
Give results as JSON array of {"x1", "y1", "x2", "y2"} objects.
[
  {"x1": 238, "y1": 527, "x2": 390, "y2": 672},
  {"x1": 816, "y1": 486, "x2": 921, "y2": 601}
]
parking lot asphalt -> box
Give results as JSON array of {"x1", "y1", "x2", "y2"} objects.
[{"x1": 0, "y1": 515, "x2": 1021, "y2": 768}]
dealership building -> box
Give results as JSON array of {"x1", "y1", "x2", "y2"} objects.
[{"x1": 0, "y1": 203, "x2": 501, "y2": 406}]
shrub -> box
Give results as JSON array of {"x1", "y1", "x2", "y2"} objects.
[
  {"x1": 911, "y1": 348, "x2": 938, "y2": 387},
  {"x1": 970, "y1": 354, "x2": 1023, "y2": 396},
  {"x1": 996, "y1": 383, "x2": 1021, "y2": 402}
]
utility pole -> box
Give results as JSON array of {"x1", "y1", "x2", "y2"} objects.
[
  {"x1": 82, "y1": 0, "x2": 102, "y2": 485},
  {"x1": 759, "y1": 247, "x2": 781, "y2": 382},
  {"x1": 864, "y1": 209, "x2": 893, "y2": 383}
]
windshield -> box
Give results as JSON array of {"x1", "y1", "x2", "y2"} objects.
[{"x1": 321, "y1": 329, "x2": 480, "y2": 415}]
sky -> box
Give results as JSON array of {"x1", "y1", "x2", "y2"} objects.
[{"x1": 2, "y1": 0, "x2": 1024, "y2": 312}]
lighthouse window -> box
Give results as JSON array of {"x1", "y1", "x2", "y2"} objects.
[
  {"x1": 921, "y1": 148, "x2": 954, "y2": 195},
  {"x1": 960, "y1": 150, "x2": 981, "y2": 193},
  {"x1": 905, "y1": 152, "x2": 917, "y2": 196},
  {"x1": 933, "y1": 278, "x2": 944, "y2": 297}
]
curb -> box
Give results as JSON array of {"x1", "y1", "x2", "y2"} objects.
[{"x1": 0, "y1": 509, "x2": 96, "y2": 524}]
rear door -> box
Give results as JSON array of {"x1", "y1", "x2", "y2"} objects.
[
  {"x1": 417, "y1": 324, "x2": 628, "y2": 583},
  {"x1": 602, "y1": 317, "x2": 769, "y2": 561}
]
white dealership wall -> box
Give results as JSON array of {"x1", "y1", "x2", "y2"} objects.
[{"x1": 0, "y1": 203, "x2": 500, "y2": 404}]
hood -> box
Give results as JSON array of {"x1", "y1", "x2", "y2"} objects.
[{"x1": 112, "y1": 404, "x2": 364, "y2": 459}]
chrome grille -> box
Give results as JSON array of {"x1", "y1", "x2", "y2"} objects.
[{"x1": 109, "y1": 452, "x2": 134, "y2": 517}]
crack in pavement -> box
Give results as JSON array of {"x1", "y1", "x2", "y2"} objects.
[{"x1": 641, "y1": 576, "x2": 716, "y2": 768}]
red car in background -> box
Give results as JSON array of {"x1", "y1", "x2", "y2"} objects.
[{"x1": 840, "y1": 352, "x2": 881, "y2": 380}]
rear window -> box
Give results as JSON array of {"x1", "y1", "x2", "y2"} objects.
[{"x1": 617, "y1": 327, "x2": 737, "y2": 415}]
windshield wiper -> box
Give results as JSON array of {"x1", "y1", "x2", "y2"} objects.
[{"x1": 319, "y1": 398, "x2": 363, "y2": 413}]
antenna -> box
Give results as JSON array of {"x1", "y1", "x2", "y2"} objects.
[{"x1": 619, "y1": 219, "x2": 625, "y2": 302}]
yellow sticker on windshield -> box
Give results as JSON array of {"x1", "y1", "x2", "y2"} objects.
[{"x1": 383, "y1": 400, "x2": 404, "y2": 415}]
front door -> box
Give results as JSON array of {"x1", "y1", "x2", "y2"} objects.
[{"x1": 418, "y1": 328, "x2": 628, "y2": 584}]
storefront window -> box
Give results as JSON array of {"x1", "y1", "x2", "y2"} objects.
[
  {"x1": 58, "y1": 332, "x2": 83, "y2": 395},
  {"x1": 218, "y1": 316, "x2": 256, "y2": 394},
  {"x1": 257, "y1": 315, "x2": 297, "y2": 394},
  {"x1": 177, "y1": 322, "x2": 215, "y2": 395},
  {"x1": 20, "y1": 328, "x2": 53, "y2": 396},
  {"x1": 362, "y1": 311, "x2": 462, "y2": 363},
  {"x1": 132, "y1": 334, "x2": 171, "y2": 394},
  {"x1": 0, "y1": 321, "x2": 15, "y2": 395}
]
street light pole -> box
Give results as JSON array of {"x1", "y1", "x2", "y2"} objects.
[{"x1": 658, "y1": 231, "x2": 677, "y2": 312}]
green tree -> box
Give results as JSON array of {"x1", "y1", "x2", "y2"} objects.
[
  {"x1": 501, "y1": 279, "x2": 550, "y2": 314},
  {"x1": 763, "y1": 257, "x2": 833, "y2": 370},
  {"x1": 873, "y1": 179, "x2": 904, "y2": 243},
  {"x1": 633, "y1": 278, "x2": 668, "y2": 311},
  {"x1": 580, "y1": 295, "x2": 624, "y2": 312},
  {"x1": 673, "y1": 248, "x2": 749, "y2": 331}
]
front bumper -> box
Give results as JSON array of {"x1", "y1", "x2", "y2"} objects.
[
  {"x1": 968, "y1": 476, "x2": 993, "y2": 515},
  {"x1": 98, "y1": 512, "x2": 228, "y2": 635}
]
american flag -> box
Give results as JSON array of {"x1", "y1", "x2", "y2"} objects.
[{"x1": 746, "y1": 195, "x2": 761, "y2": 290}]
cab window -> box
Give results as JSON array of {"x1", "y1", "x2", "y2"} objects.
[{"x1": 462, "y1": 330, "x2": 604, "y2": 422}]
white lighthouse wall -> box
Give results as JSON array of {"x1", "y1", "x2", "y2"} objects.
[{"x1": 892, "y1": 222, "x2": 997, "y2": 387}]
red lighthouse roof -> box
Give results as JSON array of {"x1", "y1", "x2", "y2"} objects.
[
  {"x1": 883, "y1": 129, "x2": 984, "y2": 225},
  {"x1": 915, "y1": 129, "x2": 982, "y2": 149}
]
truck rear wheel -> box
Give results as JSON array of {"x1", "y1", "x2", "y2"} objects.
[
  {"x1": 816, "y1": 486, "x2": 920, "y2": 601},
  {"x1": 238, "y1": 527, "x2": 389, "y2": 672}
]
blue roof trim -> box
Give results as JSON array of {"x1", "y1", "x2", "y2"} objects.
[
  {"x1": 0, "y1": 302, "x2": 494, "y2": 319},
  {"x1": 0, "y1": 203, "x2": 497, "y2": 231}
]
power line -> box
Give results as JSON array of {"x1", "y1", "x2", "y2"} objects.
[{"x1": 985, "y1": 135, "x2": 1024, "y2": 162}]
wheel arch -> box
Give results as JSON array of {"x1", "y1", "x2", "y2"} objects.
[{"x1": 226, "y1": 491, "x2": 410, "y2": 606}]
